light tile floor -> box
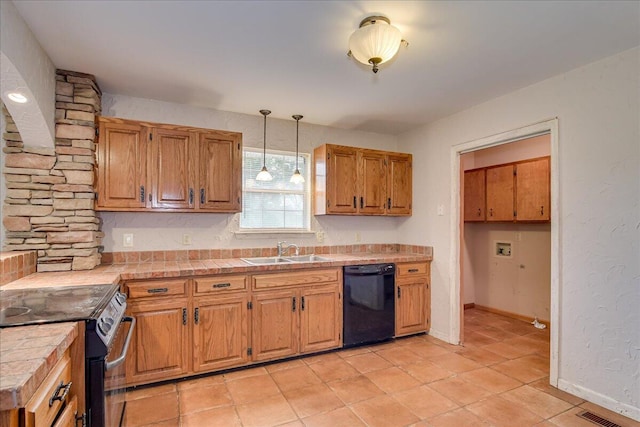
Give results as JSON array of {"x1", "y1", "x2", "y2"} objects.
[{"x1": 123, "y1": 308, "x2": 639, "y2": 427}]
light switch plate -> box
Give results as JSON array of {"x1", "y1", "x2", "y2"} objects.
[{"x1": 182, "y1": 234, "x2": 192, "y2": 245}]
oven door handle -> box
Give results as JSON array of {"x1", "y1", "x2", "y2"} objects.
[{"x1": 105, "y1": 316, "x2": 135, "y2": 371}]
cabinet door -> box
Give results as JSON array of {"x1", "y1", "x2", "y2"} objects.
[
  {"x1": 387, "y1": 153, "x2": 412, "y2": 215},
  {"x1": 486, "y1": 164, "x2": 515, "y2": 221},
  {"x1": 516, "y1": 157, "x2": 550, "y2": 221},
  {"x1": 149, "y1": 128, "x2": 195, "y2": 209},
  {"x1": 395, "y1": 279, "x2": 427, "y2": 336},
  {"x1": 97, "y1": 120, "x2": 147, "y2": 209},
  {"x1": 251, "y1": 290, "x2": 298, "y2": 361},
  {"x1": 326, "y1": 146, "x2": 358, "y2": 214},
  {"x1": 300, "y1": 285, "x2": 342, "y2": 353},
  {"x1": 198, "y1": 132, "x2": 242, "y2": 212},
  {"x1": 464, "y1": 169, "x2": 485, "y2": 221},
  {"x1": 193, "y1": 295, "x2": 249, "y2": 372},
  {"x1": 126, "y1": 299, "x2": 189, "y2": 385},
  {"x1": 359, "y1": 150, "x2": 386, "y2": 214}
]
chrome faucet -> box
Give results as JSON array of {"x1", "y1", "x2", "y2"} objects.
[{"x1": 277, "y1": 241, "x2": 299, "y2": 257}]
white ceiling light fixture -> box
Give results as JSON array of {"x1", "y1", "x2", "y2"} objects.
[
  {"x1": 256, "y1": 109, "x2": 273, "y2": 181},
  {"x1": 348, "y1": 15, "x2": 407, "y2": 74},
  {"x1": 290, "y1": 114, "x2": 305, "y2": 184},
  {"x1": 7, "y1": 92, "x2": 28, "y2": 103}
]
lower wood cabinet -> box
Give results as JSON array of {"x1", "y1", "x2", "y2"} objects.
[
  {"x1": 251, "y1": 270, "x2": 342, "y2": 362},
  {"x1": 193, "y1": 294, "x2": 249, "y2": 372},
  {"x1": 126, "y1": 297, "x2": 190, "y2": 385},
  {"x1": 122, "y1": 269, "x2": 342, "y2": 386},
  {"x1": 395, "y1": 262, "x2": 431, "y2": 336}
]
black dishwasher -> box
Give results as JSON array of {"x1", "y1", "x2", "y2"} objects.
[{"x1": 343, "y1": 263, "x2": 395, "y2": 347}]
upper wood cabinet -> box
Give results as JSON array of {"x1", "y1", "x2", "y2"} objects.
[
  {"x1": 486, "y1": 164, "x2": 515, "y2": 221},
  {"x1": 96, "y1": 117, "x2": 242, "y2": 213},
  {"x1": 463, "y1": 169, "x2": 485, "y2": 221},
  {"x1": 516, "y1": 157, "x2": 550, "y2": 221},
  {"x1": 464, "y1": 156, "x2": 550, "y2": 223},
  {"x1": 96, "y1": 120, "x2": 147, "y2": 209},
  {"x1": 313, "y1": 144, "x2": 412, "y2": 216},
  {"x1": 198, "y1": 132, "x2": 242, "y2": 211}
]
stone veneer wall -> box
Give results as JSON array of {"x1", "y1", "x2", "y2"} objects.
[{"x1": 2, "y1": 70, "x2": 103, "y2": 271}]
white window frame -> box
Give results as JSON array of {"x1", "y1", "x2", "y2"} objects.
[{"x1": 239, "y1": 147, "x2": 311, "y2": 233}]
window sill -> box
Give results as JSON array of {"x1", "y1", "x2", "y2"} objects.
[{"x1": 234, "y1": 230, "x2": 316, "y2": 239}]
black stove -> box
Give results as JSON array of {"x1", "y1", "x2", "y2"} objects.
[
  {"x1": 0, "y1": 284, "x2": 121, "y2": 327},
  {"x1": 0, "y1": 283, "x2": 133, "y2": 427}
]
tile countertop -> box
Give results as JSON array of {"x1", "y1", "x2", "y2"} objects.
[
  {"x1": 0, "y1": 251, "x2": 431, "y2": 409},
  {"x1": 0, "y1": 322, "x2": 78, "y2": 411},
  {"x1": 1, "y1": 252, "x2": 432, "y2": 290}
]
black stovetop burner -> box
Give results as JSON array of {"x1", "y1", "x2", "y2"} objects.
[{"x1": 0, "y1": 284, "x2": 120, "y2": 327}]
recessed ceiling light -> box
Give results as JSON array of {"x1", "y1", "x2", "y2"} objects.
[{"x1": 7, "y1": 92, "x2": 28, "y2": 103}]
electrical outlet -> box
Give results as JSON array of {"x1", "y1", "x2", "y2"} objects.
[
  {"x1": 437, "y1": 204, "x2": 445, "y2": 216},
  {"x1": 182, "y1": 234, "x2": 192, "y2": 245},
  {"x1": 123, "y1": 234, "x2": 133, "y2": 248},
  {"x1": 316, "y1": 231, "x2": 325, "y2": 243},
  {"x1": 355, "y1": 232, "x2": 361, "y2": 242}
]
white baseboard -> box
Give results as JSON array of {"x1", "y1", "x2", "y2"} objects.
[
  {"x1": 557, "y1": 379, "x2": 640, "y2": 422},
  {"x1": 427, "y1": 328, "x2": 455, "y2": 345}
]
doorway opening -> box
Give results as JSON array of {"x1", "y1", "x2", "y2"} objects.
[{"x1": 449, "y1": 118, "x2": 559, "y2": 385}]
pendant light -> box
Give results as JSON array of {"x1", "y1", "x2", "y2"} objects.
[
  {"x1": 290, "y1": 115, "x2": 305, "y2": 184},
  {"x1": 256, "y1": 109, "x2": 273, "y2": 181}
]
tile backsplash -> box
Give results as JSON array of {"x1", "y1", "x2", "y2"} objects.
[{"x1": 102, "y1": 244, "x2": 431, "y2": 264}]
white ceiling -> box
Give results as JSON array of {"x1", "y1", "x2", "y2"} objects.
[{"x1": 12, "y1": 1, "x2": 640, "y2": 135}]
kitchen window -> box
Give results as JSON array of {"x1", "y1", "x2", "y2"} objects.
[{"x1": 241, "y1": 148, "x2": 310, "y2": 231}]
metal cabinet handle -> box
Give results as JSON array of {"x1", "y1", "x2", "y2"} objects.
[
  {"x1": 140, "y1": 186, "x2": 145, "y2": 203},
  {"x1": 397, "y1": 287, "x2": 401, "y2": 298},
  {"x1": 301, "y1": 296, "x2": 305, "y2": 311},
  {"x1": 360, "y1": 197, "x2": 363, "y2": 209},
  {"x1": 353, "y1": 196, "x2": 356, "y2": 208},
  {"x1": 541, "y1": 205, "x2": 544, "y2": 216},
  {"x1": 489, "y1": 208, "x2": 493, "y2": 216},
  {"x1": 182, "y1": 308, "x2": 187, "y2": 325},
  {"x1": 49, "y1": 380, "x2": 72, "y2": 407},
  {"x1": 478, "y1": 208, "x2": 481, "y2": 216},
  {"x1": 200, "y1": 188, "x2": 205, "y2": 205},
  {"x1": 212, "y1": 282, "x2": 231, "y2": 288},
  {"x1": 189, "y1": 188, "x2": 194, "y2": 206},
  {"x1": 408, "y1": 268, "x2": 419, "y2": 273},
  {"x1": 388, "y1": 198, "x2": 391, "y2": 210},
  {"x1": 292, "y1": 297, "x2": 296, "y2": 312},
  {"x1": 147, "y1": 287, "x2": 168, "y2": 294},
  {"x1": 194, "y1": 307, "x2": 199, "y2": 324}
]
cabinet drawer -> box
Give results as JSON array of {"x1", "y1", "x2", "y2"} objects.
[
  {"x1": 126, "y1": 279, "x2": 188, "y2": 299},
  {"x1": 253, "y1": 268, "x2": 340, "y2": 290},
  {"x1": 194, "y1": 275, "x2": 247, "y2": 294},
  {"x1": 397, "y1": 262, "x2": 429, "y2": 277},
  {"x1": 52, "y1": 395, "x2": 77, "y2": 427},
  {"x1": 24, "y1": 353, "x2": 71, "y2": 427}
]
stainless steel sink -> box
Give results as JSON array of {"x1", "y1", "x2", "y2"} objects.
[
  {"x1": 284, "y1": 255, "x2": 332, "y2": 263},
  {"x1": 241, "y1": 256, "x2": 294, "y2": 265},
  {"x1": 241, "y1": 254, "x2": 331, "y2": 265}
]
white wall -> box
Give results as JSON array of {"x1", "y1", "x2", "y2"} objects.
[
  {"x1": 100, "y1": 94, "x2": 404, "y2": 252},
  {"x1": 0, "y1": 0, "x2": 55, "y2": 148},
  {"x1": 399, "y1": 47, "x2": 640, "y2": 419}
]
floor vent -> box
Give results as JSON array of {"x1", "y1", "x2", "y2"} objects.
[{"x1": 576, "y1": 410, "x2": 622, "y2": 427}]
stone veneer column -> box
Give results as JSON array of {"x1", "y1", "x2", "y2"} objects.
[{"x1": 2, "y1": 70, "x2": 103, "y2": 271}]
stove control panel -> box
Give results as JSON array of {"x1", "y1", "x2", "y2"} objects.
[{"x1": 95, "y1": 292, "x2": 127, "y2": 347}]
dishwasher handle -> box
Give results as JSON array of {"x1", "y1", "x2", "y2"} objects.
[{"x1": 343, "y1": 263, "x2": 395, "y2": 276}]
